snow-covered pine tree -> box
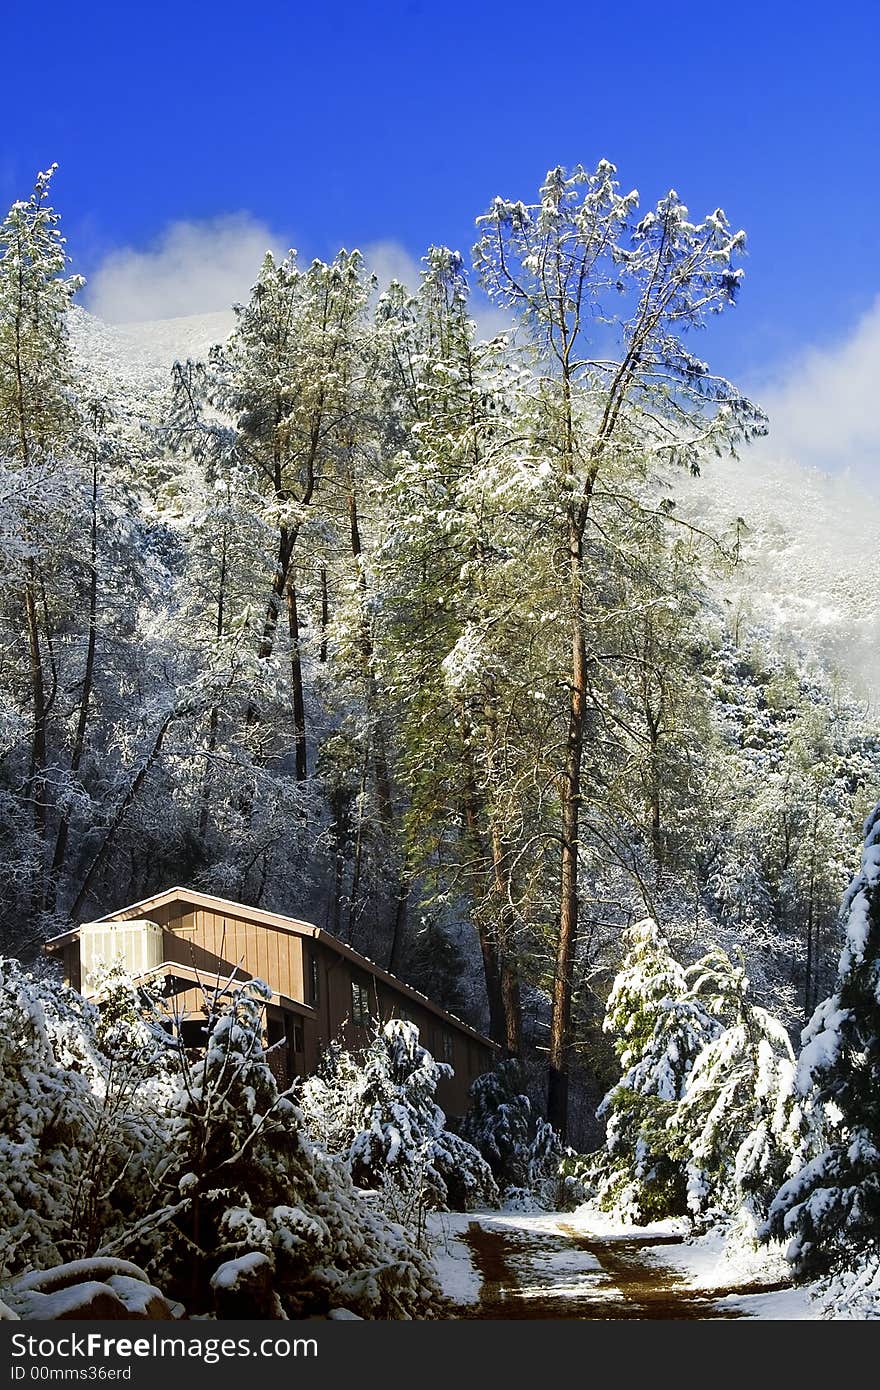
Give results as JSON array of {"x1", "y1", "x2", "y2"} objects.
[
  {"x1": 458, "y1": 1058, "x2": 567, "y2": 1207},
  {"x1": 764, "y1": 799, "x2": 880, "y2": 1286},
  {"x1": 299, "y1": 1018, "x2": 498, "y2": 1221},
  {"x1": 574, "y1": 920, "x2": 720, "y2": 1221},
  {"x1": 475, "y1": 162, "x2": 767, "y2": 1136},
  {"x1": 373, "y1": 247, "x2": 543, "y2": 1051},
  {"x1": 673, "y1": 948, "x2": 798, "y2": 1223}
]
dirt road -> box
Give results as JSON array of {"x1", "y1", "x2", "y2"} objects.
[{"x1": 441, "y1": 1213, "x2": 805, "y2": 1319}]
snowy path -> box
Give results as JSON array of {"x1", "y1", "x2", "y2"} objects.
[{"x1": 428, "y1": 1210, "x2": 819, "y2": 1319}]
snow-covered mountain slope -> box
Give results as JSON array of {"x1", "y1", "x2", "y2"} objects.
[
  {"x1": 674, "y1": 451, "x2": 880, "y2": 706},
  {"x1": 69, "y1": 307, "x2": 880, "y2": 705},
  {"x1": 69, "y1": 306, "x2": 234, "y2": 403}
]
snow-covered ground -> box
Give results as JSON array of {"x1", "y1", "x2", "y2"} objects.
[{"x1": 428, "y1": 1207, "x2": 820, "y2": 1320}]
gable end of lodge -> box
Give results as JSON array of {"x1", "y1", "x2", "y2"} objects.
[{"x1": 44, "y1": 885, "x2": 497, "y2": 1116}]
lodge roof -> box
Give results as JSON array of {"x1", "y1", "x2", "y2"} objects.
[{"x1": 45, "y1": 885, "x2": 496, "y2": 1049}]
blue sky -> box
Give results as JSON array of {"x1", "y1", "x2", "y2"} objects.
[{"x1": 3, "y1": 0, "x2": 879, "y2": 448}]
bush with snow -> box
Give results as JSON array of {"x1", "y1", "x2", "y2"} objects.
[
  {"x1": 117, "y1": 983, "x2": 441, "y2": 1317},
  {"x1": 457, "y1": 1059, "x2": 573, "y2": 1208},
  {"x1": 299, "y1": 1018, "x2": 498, "y2": 1223},
  {"x1": 0, "y1": 957, "x2": 171, "y2": 1282},
  {"x1": 764, "y1": 799, "x2": 880, "y2": 1308},
  {"x1": 0, "y1": 962, "x2": 441, "y2": 1319}
]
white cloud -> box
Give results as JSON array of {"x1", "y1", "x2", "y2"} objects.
[
  {"x1": 84, "y1": 214, "x2": 286, "y2": 324},
  {"x1": 362, "y1": 239, "x2": 423, "y2": 293},
  {"x1": 85, "y1": 216, "x2": 515, "y2": 345},
  {"x1": 755, "y1": 296, "x2": 880, "y2": 480}
]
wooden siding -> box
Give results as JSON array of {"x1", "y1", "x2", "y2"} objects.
[
  {"x1": 162, "y1": 907, "x2": 305, "y2": 1001},
  {"x1": 301, "y1": 944, "x2": 493, "y2": 1117}
]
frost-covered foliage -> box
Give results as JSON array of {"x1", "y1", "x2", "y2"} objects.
[
  {"x1": 0, "y1": 964, "x2": 440, "y2": 1318},
  {"x1": 674, "y1": 950, "x2": 798, "y2": 1222},
  {"x1": 567, "y1": 921, "x2": 720, "y2": 1221},
  {"x1": 299, "y1": 1019, "x2": 498, "y2": 1220},
  {"x1": 692, "y1": 640, "x2": 879, "y2": 1022},
  {"x1": 129, "y1": 985, "x2": 440, "y2": 1318},
  {"x1": 1, "y1": 161, "x2": 878, "y2": 1178},
  {"x1": 457, "y1": 1060, "x2": 571, "y2": 1207},
  {"x1": 764, "y1": 800, "x2": 880, "y2": 1301},
  {"x1": 569, "y1": 924, "x2": 800, "y2": 1227},
  {"x1": 0, "y1": 957, "x2": 171, "y2": 1281}
]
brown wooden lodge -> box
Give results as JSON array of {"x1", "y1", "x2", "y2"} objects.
[{"x1": 44, "y1": 886, "x2": 496, "y2": 1117}]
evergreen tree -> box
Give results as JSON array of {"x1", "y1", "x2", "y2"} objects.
[
  {"x1": 0, "y1": 168, "x2": 84, "y2": 919},
  {"x1": 765, "y1": 799, "x2": 880, "y2": 1278},
  {"x1": 574, "y1": 920, "x2": 719, "y2": 1221},
  {"x1": 299, "y1": 1018, "x2": 498, "y2": 1220},
  {"x1": 674, "y1": 948, "x2": 798, "y2": 1222},
  {"x1": 475, "y1": 161, "x2": 766, "y2": 1135}
]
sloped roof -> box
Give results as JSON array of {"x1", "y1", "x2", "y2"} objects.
[{"x1": 45, "y1": 885, "x2": 497, "y2": 1049}]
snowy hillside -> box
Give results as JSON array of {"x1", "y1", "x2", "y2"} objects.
[
  {"x1": 675, "y1": 451, "x2": 880, "y2": 705},
  {"x1": 68, "y1": 306, "x2": 234, "y2": 405}
]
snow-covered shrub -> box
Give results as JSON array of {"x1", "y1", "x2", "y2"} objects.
[
  {"x1": 299, "y1": 1018, "x2": 498, "y2": 1222},
  {"x1": 764, "y1": 799, "x2": 880, "y2": 1300},
  {"x1": 0, "y1": 963, "x2": 440, "y2": 1318},
  {"x1": 673, "y1": 949, "x2": 798, "y2": 1223},
  {"x1": 127, "y1": 984, "x2": 441, "y2": 1318},
  {"x1": 567, "y1": 920, "x2": 720, "y2": 1222},
  {"x1": 0, "y1": 957, "x2": 169, "y2": 1281},
  {"x1": 458, "y1": 1059, "x2": 572, "y2": 1207}
]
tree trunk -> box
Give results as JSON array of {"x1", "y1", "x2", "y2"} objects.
[
  {"x1": 462, "y1": 775, "x2": 508, "y2": 1048},
  {"x1": 386, "y1": 880, "x2": 410, "y2": 976},
  {"x1": 198, "y1": 526, "x2": 228, "y2": 846},
  {"x1": 348, "y1": 485, "x2": 394, "y2": 822},
  {"x1": 286, "y1": 578, "x2": 308, "y2": 780},
  {"x1": 257, "y1": 525, "x2": 296, "y2": 664},
  {"x1": 329, "y1": 786, "x2": 345, "y2": 938},
  {"x1": 804, "y1": 781, "x2": 819, "y2": 1019},
  {"x1": 319, "y1": 566, "x2": 329, "y2": 663},
  {"x1": 345, "y1": 750, "x2": 370, "y2": 944},
  {"x1": 548, "y1": 518, "x2": 588, "y2": 1139},
  {"x1": 489, "y1": 819, "x2": 523, "y2": 1056},
  {"x1": 48, "y1": 449, "x2": 100, "y2": 908},
  {"x1": 24, "y1": 560, "x2": 48, "y2": 914}
]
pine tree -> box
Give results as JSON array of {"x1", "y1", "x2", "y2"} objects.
[
  {"x1": 374, "y1": 250, "x2": 545, "y2": 1048},
  {"x1": 674, "y1": 948, "x2": 798, "y2": 1222},
  {"x1": 765, "y1": 799, "x2": 880, "y2": 1277},
  {"x1": 0, "y1": 168, "x2": 84, "y2": 915},
  {"x1": 475, "y1": 161, "x2": 766, "y2": 1135},
  {"x1": 299, "y1": 1018, "x2": 498, "y2": 1219},
  {"x1": 577, "y1": 920, "x2": 719, "y2": 1221}
]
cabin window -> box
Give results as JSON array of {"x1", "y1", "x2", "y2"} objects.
[
  {"x1": 179, "y1": 1019, "x2": 208, "y2": 1050},
  {"x1": 284, "y1": 1014, "x2": 304, "y2": 1058},
  {"x1": 351, "y1": 978, "x2": 371, "y2": 1027},
  {"x1": 308, "y1": 951, "x2": 320, "y2": 1006},
  {"x1": 438, "y1": 1031, "x2": 454, "y2": 1064}
]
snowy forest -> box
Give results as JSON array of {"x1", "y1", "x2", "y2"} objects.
[{"x1": 1, "y1": 161, "x2": 879, "y2": 1321}]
